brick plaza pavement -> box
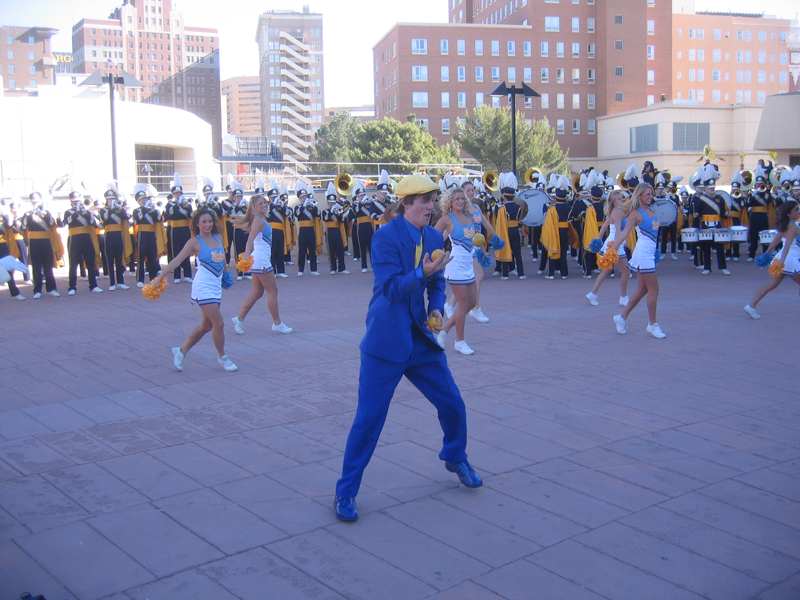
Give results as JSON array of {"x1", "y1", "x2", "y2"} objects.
[{"x1": 0, "y1": 251, "x2": 798, "y2": 600}]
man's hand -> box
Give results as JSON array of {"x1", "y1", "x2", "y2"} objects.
[
  {"x1": 422, "y1": 250, "x2": 451, "y2": 278},
  {"x1": 427, "y1": 310, "x2": 445, "y2": 333}
]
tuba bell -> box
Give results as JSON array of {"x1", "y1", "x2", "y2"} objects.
[
  {"x1": 334, "y1": 173, "x2": 354, "y2": 196},
  {"x1": 740, "y1": 169, "x2": 754, "y2": 191},
  {"x1": 769, "y1": 166, "x2": 789, "y2": 188},
  {"x1": 482, "y1": 170, "x2": 499, "y2": 192},
  {"x1": 524, "y1": 167, "x2": 542, "y2": 185},
  {"x1": 617, "y1": 172, "x2": 629, "y2": 191}
]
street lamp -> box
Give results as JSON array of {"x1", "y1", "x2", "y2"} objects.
[
  {"x1": 488, "y1": 82, "x2": 540, "y2": 178},
  {"x1": 79, "y1": 69, "x2": 144, "y2": 181}
]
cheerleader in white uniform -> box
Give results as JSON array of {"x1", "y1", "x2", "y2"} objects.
[
  {"x1": 610, "y1": 183, "x2": 666, "y2": 339},
  {"x1": 586, "y1": 189, "x2": 631, "y2": 307},
  {"x1": 744, "y1": 200, "x2": 800, "y2": 319},
  {"x1": 231, "y1": 194, "x2": 292, "y2": 335},
  {"x1": 152, "y1": 208, "x2": 238, "y2": 372}
]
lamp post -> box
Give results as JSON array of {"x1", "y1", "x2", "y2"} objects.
[
  {"x1": 79, "y1": 69, "x2": 144, "y2": 181},
  {"x1": 488, "y1": 82, "x2": 540, "y2": 178}
]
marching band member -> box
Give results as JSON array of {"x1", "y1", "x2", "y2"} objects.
[
  {"x1": 322, "y1": 182, "x2": 349, "y2": 274},
  {"x1": 611, "y1": 182, "x2": 666, "y2": 339},
  {"x1": 165, "y1": 173, "x2": 194, "y2": 284},
  {"x1": 726, "y1": 171, "x2": 746, "y2": 262},
  {"x1": 695, "y1": 165, "x2": 731, "y2": 276},
  {"x1": 656, "y1": 174, "x2": 680, "y2": 260},
  {"x1": 59, "y1": 191, "x2": 103, "y2": 295},
  {"x1": 746, "y1": 165, "x2": 773, "y2": 261},
  {"x1": 570, "y1": 171, "x2": 594, "y2": 278},
  {"x1": 266, "y1": 181, "x2": 289, "y2": 278},
  {"x1": 334, "y1": 175, "x2": 480, "y2": 522},
  {"x1": 131, "y1": 184, "x2": 166, "y2": 287},
  {"x1": 744, "y1": 200, "x2": 800, "y2": 319},
  {"x1": 352, "y1": 179, "x2": 376, "y2": 272},
  {"x1": 586, "y1": 189, "x2": 630, "y2": 307},
  {"x1": 494, "y1": 172, "x2": 527, "y2": 280},
  {"x1": 581, "y1": 171, "x2": 604, "y2": 277},
  {"x1": 232, "y1": 179, "x2": 250, "y2": 280},
  {"x1": 231, "y1": 194, "x2": 293, "y2": 336},
  {"x1": 279, "y1": 184, "x2": 295, "y2": 266},
  {"x1": 294, "y1": 182, "x2": 321, "y2": 276},
  {"x1": 152, "y1": 208, "x2": 237, "y2": 372},
  {"x1": 98, "y1": 184, "x2": 132, "y2": 291},
  {"x1": 540, "y1": 174, "x2": 573, "y2": 279},
  {"x1": 0, "y1": 207, "x2": 24, "y2": 300},
  {"x1": 20, "y1": 192, "x2": 62, "y2": 298}
]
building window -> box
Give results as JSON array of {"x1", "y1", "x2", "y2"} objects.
[
  {"x1": 541, "y1": 92, "x2": 550, "y2": 108},
  {"x1": 588, "y1": 93, "x2": 595, "y2": 109},
  {"x1": 412, "y1": 66, "x2": 428, "y2": 81},
  {"x1": 736, "y1": 50, "x2": 742, "y2": 63},
  {"x1": 758, "y1": 90, "x2": 765, "y2": 102},
  {"x1": 713, "y1": 29, "x2": 721, "y2": 40},
  {"x1": 587, "y1": 43, "x2": 595, "y2": 58},
  {"x1": 630, "y1": 124, "x2": 658, "y2": 153},
  {"x1": 475, "y1": 66, "x2": 483, "y2": 82},
  {"x1": 614, "y1": 40, "x2": 623, "y2": 50},
  {"x1": 523, "y1": 41, "x2": 531, "y2": 57},
  {"x1": 507, "y1": 41, "x2": 515, "y2": 56},
  {"x1": 441, "y1": 65, "x2": 450, "y2": 81},
  {"x1": 458, "y1": 66, "x2": 466, "y2": 81},
  {"x1": 689, "y1": 69, "x2": 695, "y2": 81},
  {"x1": 745, "y1": 51, "x2": 751, "y2": 63},
  {"x1": 647, "y1": 20, "x2": 655, "y2": 35},
  {"x1": 458, "y1": 92, "x2": 466, "y2": 108},
  {"x1": 556, "y1": 42, "x2": 564, "y2": 57},
  {"x1": 441, "y1": 39, "x2": 449, "y2": 55},
  {"x1": 615, "y1": 92, "x2": 623, "y2": 102},
  {"x1": 780, "y1": 53, "x2": 787, "y2": 65},
  {"x1": 524, "y1": 67, "x2": 531, "y2": 82},
  {"x1": 572, "y1": 17, "x2": 580, "y2": 32},
  {"x1": 712, "y1": 90, "x2": 721, "y2": 102},
  {"x1": 441, "y1": 91, "x2": 450, "y2": 107},
  {"x1": 457, "y1": 39, "x2": 465, "y2": 55},
  {"x1": 587, "y1": 18, "x2": 595, "y2": 33},
  {"x1": 615, "y1": 67, "x2": 623, "y2": 76},
  {"x1": 744, "y1": 90, "x2": 751, "y2": 102},
  {"x1": 476, "y1": 92, "x2": 484, "y2": 106},
  {"x1": 690, "y1": 49, "x2": 696, "y2": 62},
  {"x1": 647, "y1": 45, "x2": 654, "y2": 60},
  {"x1": 545, "y1": 17, "x2": 560, "y2": 32},
  {"x1": 541, "y1": 41, "x2": 549, "y2": 57},
  {"x1": 29, "y1": 65, "x2": 36, "y2": 75},
  {"x1": 556, "y1": 119, "x2": 565, "y2": 134},
  {"x1": 491, "y1": 40, "x2": 500, "y2": 55},
  {"x1": 758, "y1": 31, "x2": 766, "y2": 42},
  {"x1": 556, "y1": 68, "x2": 564, "y2": 83},
  {"x1": 758, "y1": 51, "x2": 766, "y2": 64},
  {"x1": 745, "y1": 71, "x2": 751, "y2": 82},
  {"x1": 572, "y1": 42, "x2": 580, "y2": 57},
  {"x1": 647, "y1": 70, "x2": 655, "y2": 85},
  {"x1": 614, "y1": 15, "x2": 623, "y2": 24},
  {"x1": 442, "y1": 118, "x2": 450, "y2": 134},
  {"x1": 508, "y1": 67, "x2": 516, "y2": 82},
  {"x1": 557, "y1": 93, "x2": 565, "y2": 108},
  {"x1": 524, "y1": 98, "x2": 533, "y2": 108},
  {"x1": 412, "y1": 39, "x2": 427, "y2": 54},
  {"x1": 713, "y1": 70, "x2": 721, "y2": 82},
  {"x1": 492, "y1": 66, "x2": 500, "y2": 81},
  {"x1": 541, "y1": 67, "x2": 549, "y2": 83},
  {"x1": 572, "y1": 119, "x2": 580, "y2": 134},
  {"x1": 588, "y1": 119, "x2": 596, "y2": 135},
  {"x1": 7, "y1": 50, "x2": 13, "y2": 59},
  {"x1": 779, "y1": 72, "x2": 787, "y2": 84},
  {"x1": 673, "y1": 122, "x2": 710, "y2": 151},
  {"x1": 412, "y1": 91, "x2": 428, "y2": 107},
  {"x1": 572, "y1": 68, "x2": 580, "y2": 83},
  {"x1": 475, "y1": 40, "x2": 483, "y2": 55},
  {"x1": 588, "y1": 69, "x2": 595, "y2": 83},
  {"x1": 572, "y1": 93, "x2": 580, "y2": 109}
]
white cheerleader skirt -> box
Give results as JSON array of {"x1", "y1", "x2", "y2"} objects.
[
  {"x1": 191, "y1": 266, "x2": 222, "y2": 305},
  {"x1": 781, "y1": 243, "x2": 800, "y2": 276},
  {"x1": 628, "y1": 233, "x2": 657, "y2": 274},
  {"x1": 601, "y1": 236, "x2": 626, "y2": 258},
  {"x1": 444, "y1": 243, "x2": 475, "y2": 285},
  {"x1": 250, "y1": 241, "x2": 273, "y2": 274}
]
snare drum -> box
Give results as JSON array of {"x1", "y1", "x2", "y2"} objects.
[
  {"x1": 698, "y1": 230, "x2": 714, "y2": 242},
  {"x1": 681, "y1": 227, "x2": 699, "y2": 243},
  {"x1": 713, "y1": 229, "x2": 731, "y2": 243},
  {"x1": 730, "y1": 225, "x2": 748, "y2": 242},
  {"x1": 759, "y1": 229, "x2": 778, "y2": 244}
]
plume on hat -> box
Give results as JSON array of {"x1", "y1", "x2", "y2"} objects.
[
  {"x1": 172, "y1": 172, "x2": 182, "y2": 189},
  {"x1": 498, "y1": 172, "x2": 518, "y2": 191},
  {"x1": 378, "y1": 169, "x2": 391, "y2": 188},
  {"x1": 624, "y1": 163, "x2": 638, "y2": 181}
]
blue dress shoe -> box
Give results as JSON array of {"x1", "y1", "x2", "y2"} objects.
[
  {"x1": 445, "y1": 461, "x2": 483, "y2": 488},
  {"x1": 334, "y1": 496, "x2": 358, "y2": 521}
]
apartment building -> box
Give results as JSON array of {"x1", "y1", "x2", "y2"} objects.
[
  {"x1": 0, "y1": 26, "x2": 59, "y2": 93},
  {"x1": 256, "y1": 8, "x2": 325, "y2": 172},
  {"x1": 672, "y1": 11, "x2": 791, "y2": 104},
  {"x1": 71, "y1": 0, "x2": 222, "y2": 156},
  {"x1": 375, "y1": 0, "x2": 672, "y2": 160},
  {"x1": 222, "y1": 75, "x2": 262, "y2": 137}
]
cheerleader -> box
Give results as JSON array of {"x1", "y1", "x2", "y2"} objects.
[
  {"x1": 230, "y1": 195, "x2": 292, "y2": 336},
  {"x1": 610, "y1": 183, "x2": 666, "y2": 338},
  {"x1": 586, "y1": 190, "x2": 631, "y2": 307},
  {"x1": 151, "y1": 208, "x2": 237, "y2": 372},
  {"x1": 744, "y1": 200, "x2": 800, "y2": 319}
]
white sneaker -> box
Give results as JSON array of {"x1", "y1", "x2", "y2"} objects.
[
  {"x1": 613, "y1": 314, "x2": 627, "y2": 334},
  {"x1": 68, "y1": 289, "x2": 76, "y2": 296},
  {"x1": 81, "y1": 276, "x2": 88, "y2": 281},
  {"x1": 218, "y1": 355, "x2": 238, "y2": 372},
  {"x1": 172, "y1": 347, "x2": 185, "y2": 371},
  {"x1": 695, "y1": 265, "x2": 704, "y2": 269},
  {"x1": 33, "y1": 292, "x2": 42, "y2": 299},
  {"x1": 619, "y1": 296, "x2": 629, "y2": 306},
  {"x1": 492, "y1": 271, "x2": 500, "y2": 277},
  {"x1": 137, "y1": 281, "x2": 145, "y2": 287},
  {"x1": 646, "y1": 323, "x2": 666, "y2": 339},
  {"x1": 586, "y1": 292, "x2": 599, "y2": 306},
  {"x1": 272, "y1": 322, "x2": 293, "y2": 334},
  {"x1": 469, "y1": 308, "x2": 490, "y2": 323},
  {"x1": 436, "y1": 329, "x2": 447, "y2": 349},
  {"x1": 276, "y1": 273, "x2": 288, "y2": 278},
  {"x1": 49, "y1": 290, "x2": 60, "y2": 297},
  {"x1": 13, "y1": 294, "x2": 25, "y2": 301},
  {"x1": 746, "y1": 257, "x2": 755, "y2": 262},
  {"x1": 722, "y1": 269, "x2": 731, "y2": 276},
  {"x1": 174, "y1": 278, "x2": 181, "y2": 284},
  {"x1": 544, "y1": 275, "x2": 554, "y2": 280},
  {"x1": 311, "y1": 271, "x2": 320, "y2": 276},
  {"x1": 671, "y1": 254, "x2": 678, "y2": 260},
  {"x1": 743, "y1": 304, "x2": 760, "y2": 319},
  {"x1": 91, "y1": 287, "x2": 103, "y2": 293},
  {"x1": 330, "y1": 270, "x2": 336, "y2": 275},
  {"x1": 733, "y1": 257, "x2": 739, "y2": 262},
  {"x1": 244, "y1": 275, "x2": 251, "y2": 280},
  {"x1": 285, "y1": 261, "x2": 294, "y2": 266},
  {"x1": 701, "y1": 269, "x2": 711, "y2": 275},
  {"x1": 609, "y1": 273, "x2": 615, "y2": 278},
  {"x1": 362, "y1": 268, "x2": 368, "y2": 273},
  {"x1": 184, "y1": 277, "x2": 193, "y2": 282},
  {"x1": 237, "y1": 275, "x2": 243, "y2": 281},
  {"x1": 454, "y1": 340, "x2": 475, "y2": 355},
  {"x1": 118, "y1": 283, "x2": 129, "y2": 290},
  {"x1": 582, "y1": 274, "x2": 592, "y2": 279},
  {"x1": 510, "y1": 270, "x2": 518, "y2": 276},
  {"x1": 501, "y1": 276, "x2": 509, "y2": 280},
  {"x1": 354, "y1": 257, "x2": 360, "y2": 262},
  {"x1": 444, "y1": 302, "x2": 455, "y2": 319},
  {"x1": 341, "y1": 270, "x2": 350, "y2": 274},
  {"x1": 297, "y1": 271, "x2": 304, "y2": 277},
  {"x1": 561, "y1": 276, "x2": 568, "y2": 280},
  {"x1": 519, "y1": 275, "x2": 528, "y2": 280},
  {"x1": 109, "y1": 285, "x2": 116, "y2": 291},
  {"x1": 537, "y1": 270, "x2": 544, "y2": 275},
  {"x1": 231, "y1": 316, "x2": 244, "y2": 335}
]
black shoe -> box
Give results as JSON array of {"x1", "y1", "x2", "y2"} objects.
[
  {"x1": 445, "y1": 461, "x2": 483, "y2": 488},
  {"x1": 334, "y1": 496, "x2": 358, "y2": 521}
]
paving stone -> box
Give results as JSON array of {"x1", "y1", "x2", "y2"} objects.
[
  {"x1": 621, "y1": 506, "x2": 800, "y2": 584},
  {"x1": 15, "y1": 520, "x2": 154, "y2": 600},
  {"x1": 475, "y1": 559, "x2": 607, "y2": 600},
  {"x1": 266, "y1": 462, "x2": 341, "y2": 497},
  {"x1": 244, "y1": 425, "x2": 340, "y2": 464},
  {"x1": 0, "y1": 437, "x2": 75, "y2": 475},
  {"x1": 0, "y1": 505, "x2": 30, "y2": 542},
  {"x1": 0, "y1": 540, "x2": 78, "y2": 600},
  {"x1": 736, "y1": 467, "x2": 800, "y2": 501},
  {"x1": 597, "y1": 462, "x2": 707, "y2": 497},
  {"x1": 697, "y1": 479, "x2": 800, "y2": 529},
  {"x1": 198, "y1": 433, "x2": 301, "y2": 474},
  {"x1": 106, "y1": 389, "x2": 177, "y2": 416},
  {"x1": 83, "y1": 421, "x2": 164, "y2": 454},
  {"x1": 57, "y1": 375, "x2": 118, "y2": 399},
  {"x1": 539, "y1": 467, "x2": 669, "y2": 512},
  {"x1": 213, "y1": 474, "x2": 303, "y2": 504},
  {"x1": 125, "y1": 569, "x2": 239, "y2": 600},
  {"x1": 148, "y1": 443, "x2": 250, "y2": 487},
  {"x1": 41, "y1": 463, "x2": 149, "y2": 514},
  {"x1": 0, "y1": 409, "x2": 52, "y2": 439},
  {"x1": 88, "y1": 508, "x2": 224, "y2": 578},
  {"x1": 65, "y1": 396, "x2": 139, "y2": 423},
  {"x1": 22, "y1": 403, "x2": 95, "y2": 431},
  {"x1": 212, "y1": 399, "x2": 289, "y2": 428},
  {"x1": 126, "y1": 414, "x2": 207, "y2": 445},
  {"x1": 199, "y1": 547, "x2": 344, "y2": 600},
  {"x1": 37, "y1": 430, "x2": 119, "y2": 464},
  {"x1": 170, "y1": 408, "x2": 247, "y2": 437},
  {"x1": 753, "y1": 573, "x2": 800, "y2": 600},
  {"x1": 244, "y1": 496, "x2": 337, "y2": 536},
  {"x1": 97, "y1": 453, "x2": 203, "y2": 500},
  {"x1": 651, "y1": 456, "x2": 743, "y2": 484},
  {"x1": 146, "y1": 383, "x2": 216, "y2": 409},
  {"x1": 528, "y1": 539, "x2": 706, "y2": 600},
  {"x1": 0, "y1": 474, "x2": 89, "y2": 532}
]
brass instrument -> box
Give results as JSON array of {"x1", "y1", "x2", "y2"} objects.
[
  {"x1": 617, "y1": 172, "x2": 630, "y2": 191},
  {"x1": 740, "y1": 169, "x2": 754, "y2": 191},
  {"x1": 668, "y1": 182, "x2": 679, "y2": 195},
  {"x1": 571, "y1": 173, "x2": 583, "y2": 195},
  {"x1": 782, "y1": 181, "x2": 793, "y2": 193},
  {"x1": 334, "y1": 173, "x2": 354, "y2": 196},
  {"x1": 524, "y1": 167, "x2": 542, "y2": 185},
  {"x1": 482, "y1": 170, "x2": 499, "y2": 192},
  {"x1": 769, "y1": 165, "x2": 790, "y2": 187},
  {"x1": 732, "y1": 190, "x2": 742, "y2": 199},
  {"x1": 756, "y1": 182, "x2": 768, "y2": 193},
  {"x1": 688, "y1": 170, "x2": 700, "y2": 193}
]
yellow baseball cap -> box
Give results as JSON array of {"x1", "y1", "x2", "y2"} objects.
[{"x1": 395, "y1": 175, "x2": 439, "y2": 199}]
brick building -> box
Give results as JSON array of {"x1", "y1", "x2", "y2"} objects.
[
  {"x1": 221, "y1": 75, "x2": 262, "y2": 137},
  {"x1": 375, "y1": 0, "x2": 672, "y2": 160},
  {"x1": 71, "y1": 0, "x2": 222, "y2": 156},
  {"x1": 672, "y1": 11, "x2": 791, "y2": 104},
  {"x1": 0, "y1": 26, "x2": 58, "y2": 93}
]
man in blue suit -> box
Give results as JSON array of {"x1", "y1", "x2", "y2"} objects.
[{"x1": 334, "y1": 175, "x2": 482, "y2": 522}]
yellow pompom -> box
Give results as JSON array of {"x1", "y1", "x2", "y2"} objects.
[
  {"x1": 472, "y1": 233, "x2": 486, "y2": 247},
  {"x1": 141, "y1": 278, "x2": 168, "y2": 300},
  {"x1": 597, "y1": 249, "x2": 619, "y2": 271},
  {"x1": 769, "y1": 260, "x2": 783, "y2": 278},
  {"x1": 236, "y1": 252, "x2": 254, "y2": 273}
]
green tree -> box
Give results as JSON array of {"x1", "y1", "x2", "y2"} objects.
[
  {"x1": 308, "y1": 111, "x2": 361, "y2": 174},
  {"x1": 453, "y1": 105, "x2": 569, "y2": 174}
]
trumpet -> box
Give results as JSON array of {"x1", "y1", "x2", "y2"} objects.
[{"x1": 482, "y1": 170, "x2": 499, "y2": 192}]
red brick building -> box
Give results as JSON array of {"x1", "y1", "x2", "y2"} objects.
[
  {"x1": 374, "y1": 0, "x2": 672, "y2": 160},
  {"x1": 0, "y1": 26, "x2": 59, "y2": 93}
]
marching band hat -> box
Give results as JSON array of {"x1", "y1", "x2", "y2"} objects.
[
  {"x1": 29, "y1": 192, "x2": 42, "y2": 201},
  {"x1": 69, "y1": 191, "x2": 82, "y2": 200}
]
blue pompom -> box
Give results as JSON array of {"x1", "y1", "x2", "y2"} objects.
[
  {"x1": 490, "y1": 235, "x2": 505, "y2": 250},
  {"x1": 473, "y1": 247, "x2": 493, "y2": 268},
  {"x1": 589, "y1": 238, "x2": 603, "y2": 253},
  {"x1": 755, "y1": 252, "x2": 774, "y2": 268},
  {"x1": 654, "y1": 249, "x2": 662, "y2": 265},
  {"x1": 221, "y1": 271, "x2": 234, "y2": 290}
]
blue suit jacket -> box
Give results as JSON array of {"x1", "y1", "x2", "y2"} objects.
[{"x1": 360, "y1": 216, "x2": 446, "y2": 363}]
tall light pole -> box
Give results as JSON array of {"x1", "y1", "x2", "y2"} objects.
[
  {"x1": 79, "y1": 70, "x2": 144, "y2": 181},
  {"x1": 488, "y1": 82, "x2": 540, "y2": 178}
]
